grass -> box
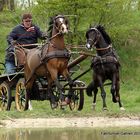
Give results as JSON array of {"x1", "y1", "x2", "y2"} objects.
[
  {"x1": 0, "y1": 82, "x2": 139, "y2": 120},
  {"x1": 0, "y1": 10, "x2": 140, "y2": 119}
]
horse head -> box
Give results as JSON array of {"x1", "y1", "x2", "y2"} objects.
[
  {"x1": 85, "y1": 27, "x2": 101, "y2": 49},
  {"x1": 51, "y1": 15, "x2": 69, "y2": 36},
  {"x1": 85, "y1": 25, "x2": 112, "y2": 51}
]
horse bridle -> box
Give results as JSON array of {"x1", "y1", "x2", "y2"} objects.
[
  {"x1": 87, "y1": 28, "x2": 112, "y2": 51},
  {"x1": 54, "y1": 15, "x2": 67, "y2": 32},
  {"x1": 49, "y1": 16, "x2": 68, "y2": 40},
  {"x1": 87, "y1": 28, "x2": 101, "y2": 46}
]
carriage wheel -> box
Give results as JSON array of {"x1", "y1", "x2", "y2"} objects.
[
  {"x1": 15, "y1": 78, "x2": 26, "y2": 111},
  {"x1": 69, "y1": 85, "x2": 84, "y2": 111},
  {"x1": 0, "y1": 82, "x2": 12, "y2": 111}
]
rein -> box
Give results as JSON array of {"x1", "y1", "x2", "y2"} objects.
[{"x1": 48, "y1": 32, "x2": 61, "y2": 41}]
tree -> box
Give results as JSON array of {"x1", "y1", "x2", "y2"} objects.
[
  {"x1": 0, "y1": 0, "x2": 5, "y2": 11},
  {"x1": 9, "y1": 0, "x2": 15, "y2": 11},
  {"x1": 0, "y1": 0, "x2": 15, "y2": 11}
]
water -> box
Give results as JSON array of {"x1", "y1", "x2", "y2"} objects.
[{"x1": 0, "y1": 127, "x2": 140, "y2": 140}]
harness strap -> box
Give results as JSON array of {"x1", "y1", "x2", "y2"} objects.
[
  {"x1": 41, "y1": 49, "x2": 71, "y2": 63},
  {"x1": 96, "y1": 44, "x2": 112, "y2": 51},
  {"x1": 92, "y1": 55, "x2": 118, "y2": 67}
]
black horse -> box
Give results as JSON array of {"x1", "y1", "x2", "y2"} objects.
[{"x1": 85, "y1": 25, "x2": 125, "y2": 111}]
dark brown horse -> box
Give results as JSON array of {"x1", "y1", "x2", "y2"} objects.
[
  {"x1": 24, "y1": 15, "x2": 73, "y2": 110},
  {"x1": 85, "y1": 25, "x2": 125, "y2": 111}
]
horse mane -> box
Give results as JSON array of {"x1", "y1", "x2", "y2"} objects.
[
  {"x1": 47, "y1": 16, "x2": 54, "y2": 38},
  {"x1": 96, "y1": 25, "x2": 112, "y2": 45}
]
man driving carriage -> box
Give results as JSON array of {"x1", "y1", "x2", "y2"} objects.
[{"x1": 5, "y1": 13, "x2": 47, "y2": 74}]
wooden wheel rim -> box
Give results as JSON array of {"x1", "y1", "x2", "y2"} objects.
[
  {"x1": 15, "y1": 79, "x2": 26, "y2": 111},
  {"x1": 0, "y1": 82, "x2": 9, "y2": 111}
]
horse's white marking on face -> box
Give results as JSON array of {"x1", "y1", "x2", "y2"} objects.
[
  {"x1": 59, "y1": 18, "x2": 67, "y2": 33},
  {"x1": 86, "y1": 43, "x2": 91, "y2": 49},
  {"x1": 59, "y1": 18, "x2": 64, "y2": 23}
]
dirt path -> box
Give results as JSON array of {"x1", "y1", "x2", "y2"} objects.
[{"x1": 0, "y1": 117, "x2": 140, "y2": 128}]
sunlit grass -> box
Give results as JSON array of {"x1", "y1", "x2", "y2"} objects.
[{"x1": 0, "y1": 11, "x2": 140, "y2": 119}]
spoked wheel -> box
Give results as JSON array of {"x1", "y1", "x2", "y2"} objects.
[
  {"x1": 69, "y1": 82, "x2": 84, "y2": 111},
  {"x1": 15, "y1": 78, "x2": 26, "y2": 111},
  {"x1": 0, "y1": 82, "x2": 12, "y2": 111}
]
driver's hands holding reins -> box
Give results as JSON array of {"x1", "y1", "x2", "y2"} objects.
[{"x1": 11, "y1": 40, "x2": 18, "y2": 46}]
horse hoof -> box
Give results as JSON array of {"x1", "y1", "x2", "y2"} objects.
[
  {"x1": 61, "y1": 101, "x2": 68, "y2": 106},
  {"x1": 51, "y1": 103, "x2": 58, "y2": 109},
  {"x1": 103, "y1": 107, "x2": 108, "y2": 111},
  {"x1": 92, "y1": 103, "x2": 96, "y2": 111},
  {"x1": 120, "y1": 107, "x2": 125, "y2": 111},
  {"x1": 65, "y1": 97, "x2": 71, "y2": 104},
  {"x1": 112, "y1": 98, "x2": 117, "y2": 103},
  {"x1": 29, "y1": 106, "x2": 33, "y2": 111}
]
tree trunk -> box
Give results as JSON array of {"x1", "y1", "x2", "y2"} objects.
[
  {"x1": 28, "y1": 0, "x2": 31, "y2": 7},
  {"x1": 9, "y1": 0, "x2": 15, "y2": 11},
  {"x1": 138, "y1": 1, "x2": 140, "y2": 10},
  {"x1": 0, "y1": 0, "x2": 4, "y2": 11}
]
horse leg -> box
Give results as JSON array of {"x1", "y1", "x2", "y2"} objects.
[
  {"x1": 86, "y1": 81, "x2": 94, "y2": 97},
  {"x1": 86, "y1": 81, "x2": 98, "y2": 111},
  {"x1": 92, "y1": 85, "x2": 98, "y2": 111},
  {"x1": 49, "y1": 70, "x2": 66, "y2": 106},
  {"x1": 24, "y1": 77, "x2": 35, "y2": 110},
  {"x1": 24, "y1": 63, "x2": 36, "y2": 110},
  {"x1": 47, "y1": 76, "x2": 58, "y2": 109},
  {"x1": 62, "y1": 69, "x2": 74, "y2": 104},
  {"x1": 111, "y1": 74, "x2": 117, "y2": 103},
  {"x1": 115, "y1": 76, "x2": 125, "y2": 111},
  {"x1": 98, "y1": 76, "x2": 107, "y2": 110}
]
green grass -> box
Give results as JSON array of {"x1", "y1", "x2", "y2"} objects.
[
  {"x1": 0, "y1": 83, "x2": 139, "y2": 120},
  {"x1": 0, "y1": 10, "x2": 140, "y2": 119}
]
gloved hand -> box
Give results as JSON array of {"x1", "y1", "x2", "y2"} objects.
[
  {"x1": 42, "y1": 32, "x2": 48, "y2": 39},
  {"x1": 11, "y1": 40, "x2": 17, "y2": 46},
  {"x1": 26, "y1": 26, "x2": 35, "y2": 32}
]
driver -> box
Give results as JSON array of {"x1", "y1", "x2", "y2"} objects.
[{"x1": 5, "y1": 13, "x2": 46, "y2": 74}]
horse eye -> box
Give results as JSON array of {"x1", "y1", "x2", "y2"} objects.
[
  {"x1": 86, "y1": 33, "x2": 88, "y2": 38},
  {"x1": 55, "y1": 22, "x2": 58, "y2": 27},
  {"x1": 65, "y1": 20, "x2": 68, "y2": 25}
]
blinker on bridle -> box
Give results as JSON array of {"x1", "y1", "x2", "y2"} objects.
[
  {"x1": 87, "y1": 28, "x2": 101, "y2": 46},
  {"x1": 49, "y1": 16, "x2": 67, "y2": 40},
  {"x1": 53, "y1": 15, "x2": 66, "y2": 31},
  {"x1": 87, "y1": 28, "x2": 112, "y2": 51}
]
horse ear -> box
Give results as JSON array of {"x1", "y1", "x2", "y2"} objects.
[
  {"x1": 89, "y1": 24, "x2": 92, "y2": 28},
  {"x1": 65, "y1": 18, "x2": 69, "y2": 25},
  {"x1": 65, "y1": 18, "x2": 70, "y2": 29}
]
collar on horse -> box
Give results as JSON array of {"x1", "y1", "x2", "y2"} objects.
[
  {"x1": 41, "y1": 48, "x2": 71, "y2": 63},
  {"x1": 37, "y1": 42, "x2": 71, "y2": 64},
  {"x1": 96, "y1": 44, "x2": 112, "y2": 51}
]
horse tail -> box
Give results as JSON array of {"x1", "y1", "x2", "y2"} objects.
[{"x1": 86, "y1": 81, "x2": 94, "y2": 97}]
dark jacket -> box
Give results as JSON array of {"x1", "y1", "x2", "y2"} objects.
[{"x1": 5, "y1": 24, "x2": 44, "y2": 62}]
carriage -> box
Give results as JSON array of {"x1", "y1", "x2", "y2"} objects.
[
  {"x1": 0, "y1": 14, "x2": 124, "y2": 112},
  {"x1": 0, "y1": 15, "x2": 92, "y2": 111},
  {"x1": 0, "y1": 45, "x2": 90, "y2": 111}
]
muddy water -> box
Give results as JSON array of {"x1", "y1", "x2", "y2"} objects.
[{"x1": 0, "y1": 127, "x2": 140, "y2": 140}]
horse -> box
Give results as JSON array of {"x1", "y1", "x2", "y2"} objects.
[
  {"x1": 24, "y1": 15, "x2": 74, "y2": 110},
  {"x1": 85, "y1": 25, "x2": 125, "y2": 111}
]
